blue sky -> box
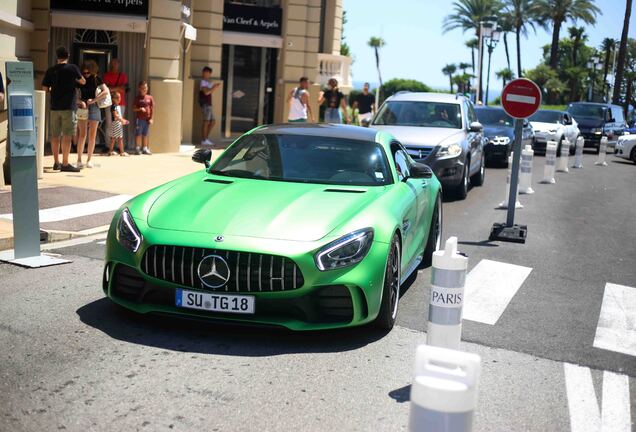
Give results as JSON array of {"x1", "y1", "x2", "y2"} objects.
[{"x1": 344, "y1": 0, "x2": 636, "y2": 91}]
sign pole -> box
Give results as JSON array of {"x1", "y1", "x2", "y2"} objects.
[{"x1": 506, "y1": 119, "x2": 523, "y2": 227}]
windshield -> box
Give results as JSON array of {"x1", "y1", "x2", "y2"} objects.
[
  {"x1": 567, "y1": 104, "x2": 605, "y2": 119},
  {"x1": 530, "y1": 111, "x2": 562, "y2": 123},
  {"x1": 373, "y1": 101, "x2": 462, "y2": 129},
  {"x1": 209, "y1": 134, "x2": 392, "y2": 186},
  {"x1": 475, "y1": 109, "x2": 514, "y2": 127}
]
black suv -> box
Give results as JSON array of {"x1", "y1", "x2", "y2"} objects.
[
  {"x1": 475, "y1": 106, "x2": 534, "y2": 166},
  {"x1": 566, "y1": 102, "x2": 626, "y2": 153}
]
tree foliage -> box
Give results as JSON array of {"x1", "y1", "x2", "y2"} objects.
[{"x1": 380, "y1": 79, "x2": 432, "y2": 102}]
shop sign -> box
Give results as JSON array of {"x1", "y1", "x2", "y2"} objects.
[
  {"x1": 50, "y1": 0, "x2": 149, "y2": 17},
  {"x1": 223, "y1": 3, "x2": 282, "y2": 36}
]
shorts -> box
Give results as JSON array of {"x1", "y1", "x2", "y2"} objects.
[
  {"x1": 109, "y1": 120, "x2": 123, "y2": 139},
  {"x1": 135, "y1": 119, "x2": 150, "y2": 137},
  {"x1": 288, "y1": 118, "x2": 307, "y2": 123},
  {"x1": 324, "y1": 107, "x2": 342, "y2": 124},
  {"x1": 49, "y1": 110, "x2": 77, "y2": 137},
  {"x1": 88, "y1": 104, "x2": 102, "y2": 122},
  {"x1": 201, "y1": 104, "x2": 214, "y2": 122}
]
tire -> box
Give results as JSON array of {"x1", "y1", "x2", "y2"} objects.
[
  {"x1": 556, "y1": 137, "x2": 563, "y2": 157},
  {"x1": 453, "y1": 159, "x2": 469, "y2": 200},
  {"x1": 374, "y1": 234, "x2": 401, "y2": 330},
  {"x1": 471, "y1": 153, "x2": 485, "y2": 186},
  {"x1": 631, "y1": 147, "x2": 636, "y2": 164},
  {"x1": 422, "y1": 194, "x2": 442, "y2": 268}
]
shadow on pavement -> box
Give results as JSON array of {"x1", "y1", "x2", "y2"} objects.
[
  {"x1": 388, "y1": 384, "x2": 411, "y2": 403},
  {"x1": 458, "y1": 239, "x2": 499, "y2": 248},
  {"x1": 76, "y1": 297, "x2": 390, "y2": 356}
]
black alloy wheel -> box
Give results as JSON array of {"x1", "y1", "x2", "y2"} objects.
[
  {"x1": 375, "y1": 234, "x2": 401, "y2": 330},
  {"x1": 471, "y1": 153, "x2": 485, "y2": 186},
  {"x1": 454, "y1": 159, "x2": 469, "y2": 200},
  {"x1": 631, "y1": 147, "x2": 636, "y2": 164},
  {"x1": 422, "y1": 194, "x2": 442, "y2": 267}
]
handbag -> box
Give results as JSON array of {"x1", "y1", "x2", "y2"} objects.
[
  {"x1": 96, "y1": 85, "x2": 112, "y2": 109},
  {"x1": 76, "y1": 108, "x2": 88, "y2": 120}
]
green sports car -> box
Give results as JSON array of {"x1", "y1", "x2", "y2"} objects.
[{"x1": 103, "y1": 124, "x2": 442, "y2": 330}]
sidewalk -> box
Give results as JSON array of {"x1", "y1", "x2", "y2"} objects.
[{"x1": 0, "y1": 146, "x2": 218, "y2": 251}]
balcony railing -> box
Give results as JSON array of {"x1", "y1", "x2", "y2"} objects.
[{"x1": 315, "y1": 53, "x2": 352, "y2": 93}]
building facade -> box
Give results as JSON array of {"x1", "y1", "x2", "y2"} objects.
[{"x1": 0, "y1": 0, "x2": 351, "y2": 184}]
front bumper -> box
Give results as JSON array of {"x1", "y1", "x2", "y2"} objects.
[
  {"x1": 483, "y1": 142, "x2": 510, "y2": 162},
  {"x1": 408, "y1": 149, "x2": 464, "y2": 187},
  {"x1": 104, "y1": 221, "x2": 389, "y2": 331}
]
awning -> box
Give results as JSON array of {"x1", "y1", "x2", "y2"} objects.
[
  {"x1": 50, "y1": 11, "x2": 147, "y2": 33},
  {"x1": 222, "y1": 31, "x2": 282, "y2": 49}
]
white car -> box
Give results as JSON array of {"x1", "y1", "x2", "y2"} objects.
[
  {"x1": 615, "y1": 134, "x2": 636, "y2": 163},
  {"x1": 529, "y1": 110, "x2": 580, "y2": 155}
]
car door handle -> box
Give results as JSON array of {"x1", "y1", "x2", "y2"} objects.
[{"x1": 422, "y1": 181, "x2": 428, "y2": 188}]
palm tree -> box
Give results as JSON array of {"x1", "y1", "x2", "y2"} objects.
[
  {"x1": 498, "y1": 11, "x2": 514, "y2": 71},
  {"x1": 458, "y1": 62, "x2": 472, "y2": 75},
  {"x1": 534, "y1": 0, "x2": 601, "y2": 70},
  {"x1": 568, "y1": 26, "x2": 587, "y2": 66},
  {"x1": 612, "y1": 0, "x2": 633, "y2": 104},
  {"x1": 503, "y1": 0, "x2": 538, "y2": 77},
  {"x1": 367, "y1": 37, "x2": 386, "y2": 105},
  {"x1": 443, "y1": 0, "x2": 501, "y2": 101},
  {"x1": 442, "y1": 64, "x2": 458, "y2": 93},
  {"x1": 465, "y1": 38, "x2": 479, "y2": 72},
  {"x1": 600, "y1": 38, "x2": 617, "y2": 99},
  {"x1": 496, "y1": 67, "x2": 515, "y2": 87}
]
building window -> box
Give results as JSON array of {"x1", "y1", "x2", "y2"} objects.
[{"x1": 74, "y1": 30, "x2": 117, "y2": 45}]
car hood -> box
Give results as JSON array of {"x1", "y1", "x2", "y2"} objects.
[
  {"x1": 571, "y1": 116, "x2": 603, "y2": 129},
  {"x1": 530, "y1": 122, "x2": 560, "y2": 132},
  {"x1": 371, "y1": 125, "x2": 464, "y2": 147},
  {"x1": 146, "y1": 175, "x2": 385, "y2": 241},
  {"x1": 482, "y1": 125, "x2": 514, "y2": 139}
]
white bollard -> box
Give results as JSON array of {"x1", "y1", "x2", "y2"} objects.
[
  {"x1": 595, "y1": 136, "x2": 608, "y2": 166},
  {"x1": 426, "y1": 237, "x2": 468, "y2": 351},
  {"x1": 497, "y1": 154, "x2": 523, "y2": 209},
  {"x1": 409, "y1": 345, "x2": 481, "y2": 432},
  {"x1": 540, "y1": 141, "x2": 557, "y2": 184},
  {"x1": 556, "y1": 138, "x2": 570, "y2": 173},
  {"x1": 518, "y1": 145, "x2": 535, "y2": 195},
  {"x1": 572, "y1": 136, "x2": 584, "y2": 169}
]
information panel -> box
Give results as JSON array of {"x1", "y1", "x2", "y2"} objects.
[{"x1": 5, "y1": 62, "x2": 36, "y2": 157}]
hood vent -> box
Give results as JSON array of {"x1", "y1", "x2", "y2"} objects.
[
  {"x1": 324, "y1": 188, "x2": 366, "y2": 194},
  {"x1": 204, "y1": 178, "x2": 233, "y2": 185}
]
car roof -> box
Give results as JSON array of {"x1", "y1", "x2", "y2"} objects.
[
  {"x1": 475, "y1": 106, "x2": 505, "y2": 111},
  {"x1": 252, "y1": 123, "x2": 380, "y2": 142},
  {"x1": 534, "y1": 109, "x2": 566, "y2": 114},
  {"x1": 568, "y1": 102, "x2": 618, "y2": 109},
  {"x1": 386, "y1": 92, "x2": 466, "y2": 103}
]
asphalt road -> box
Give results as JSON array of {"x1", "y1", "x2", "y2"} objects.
[{"x1": 0, "y1": 152, "x2": 634, "y2": 431}]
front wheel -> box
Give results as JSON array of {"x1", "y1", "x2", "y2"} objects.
[
  {"x1": 631, "y1": 147, "x2": 636, "y2": 164},
  {"x1": 471, "y1": 153, "x2": 485, "y2": 187},
  {"x1": 422, "y1": 194, "x2": 442, "y2": 268},
  {"x1": 374, "y1": 234, "x2": 401, "y2": 330},
  {"x1": 453, "y1": 159, "x2": 469, "y2": 200}
]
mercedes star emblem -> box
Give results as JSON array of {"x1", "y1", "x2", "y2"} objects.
[
  {"x1": 215, "y1": 235, "x2": 224, "y2": 242},
  {"x1": 197, "y1": 255, "x2": 231, "y2": 289}
]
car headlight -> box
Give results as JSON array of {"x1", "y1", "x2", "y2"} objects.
[
  {"x1": 315, "y1": 228, "x2": 374, "y2": 271},
  {"x1": 593, "y1": 128, "x2": 603, "y2": 134},
  {"x1": 116, "y1": 208, "x2": 142, "y2": 253},
  {"x1": 437, "y1": 143, "x2": 462, "y2": 157},
  {"x1": 548, "y1": 129, "x2": 558, "y2": 134},
  {"x1": 491, "y1": 136, "x2": 511, "y2": 145}
]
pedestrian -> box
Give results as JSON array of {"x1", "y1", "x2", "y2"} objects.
[
  {"x1": 76, "y1": 60, "x2": 109, "y2": 168},
  {"x1": 318, "y1": 78, "x2": 349, "y2": 124},
  {"x1": 133, "y1": 80, "x2": 154, "y2": 155},
  {"x1": 41, "y1": 46, "x2": 85, "y2": 172},
  {"x1": 102, "y1": 58, "x2": 129, "y2": 116},
  {"x1": 0, "y1": 71, "x2": 5, "y2": 107},
  {"x1": 356, "y1": 82, "x2": 375, "y2": 123},
  {"x1": 107, "y1": 92, "x2": 129, "y2": 156},
  {"x1": 199, "y1": 66, "x2": 220, "y2": 145},
  {"x1": 287, "y1": 76, "x2": 315, "y2": 123},
  {"x1": 348, "y1": 100, "x2": 360, "y2": 126}
]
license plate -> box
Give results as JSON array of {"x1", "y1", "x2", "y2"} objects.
[{"x1": 176, "y1": 289, "x2": 255, "y2": 314}]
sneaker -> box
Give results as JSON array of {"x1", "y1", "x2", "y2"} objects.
[
  {"x1": 142, "y1": 147, "x2": 152, "y2": 155},
  {"x1": 52, "y1": 162, "x2": 62, "y2": 171},
  {"x1": 61, "y1": 164, "x2": 81, "y2": 173},
  {"x1": 86, "y1": 161, "x2": 94, "y2": 168},
  {"x1": 77, "y1": 161, "x2": 84, "y2": 169},
  {"x1": 203, "y1": 138, "x2": 213, "y2": 145},
  {"x1": 135, "y1": 147, "x2": 142, "y2": 155}
]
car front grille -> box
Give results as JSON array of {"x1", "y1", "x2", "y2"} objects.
[
  {"x1": 405, "y1": 146, "x2": 434, "y2": 159},
  {"x1": 140, "y1": 245, "x2": 305, "y2": 292}
]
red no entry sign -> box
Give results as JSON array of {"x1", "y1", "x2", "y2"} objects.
[{"x1": 501, "y1": 78, "x2": 542, "y2": 119}]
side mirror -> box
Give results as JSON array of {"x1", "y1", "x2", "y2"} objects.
[
  {"x1": 409, "y1": 163, "x2": 433, "y2": 179},
  {"x1": 469, "y1": 121, "x2": 483, "y2": 132},
  {"x1": 523, "y1": 119, "x2": 529, "y2": 127},
  {"x1": 192, "y1": 148, "x2": 212, "y2": 168},
  {"x1": 361, "y1": 118, "x2": 371, "y2": 128}
]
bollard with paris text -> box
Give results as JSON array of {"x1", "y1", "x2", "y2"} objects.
[
  {"x1": 497, "y1": 154, "x2": 523, "y2": 209},
  {"x1": 518, "y1": 144, "x2": 535, "y2": 194},
  {"x1": 541, "y1": 140, "x2": 557, "y2": 184},
  {"x1": 427, "y1": 237, "x2": 468, "y2": 350},
  {"x1": 572, "y1": 136, "x2": 584, "y2": 168},
  {"x1": 556, "y1": 138, "x2": 570, "y2": 173},
  {"x1": 409, "y1": 344, "x2": 481, "y2": 432},
  {"x1": 595, "y1": 136, "x2": 608, "y2": 166}
]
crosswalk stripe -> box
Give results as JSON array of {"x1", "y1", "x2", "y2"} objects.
[
  {"x1": 593, "y1": 282, "x2": 636, "y2": 357},
  {"x1": 462, "y1": 259, "x2": 532, "y2": 325},
  {"x1": 0, "y1": 195, "x2": 131, "y2": 223},
  {"x1": 564, "y1": 363, "x2": 632, "y2": 432}
]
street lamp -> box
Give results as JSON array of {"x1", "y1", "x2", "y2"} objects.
[
  {"x1": 587, "y1": 55, "x2": 603, "y2": 102},
  {"x1": 484, "y1": 26, "x2": 502, "y2": 106},
  {"x1": 476, "y1": 17, "x2": 497, "y2": 104}
]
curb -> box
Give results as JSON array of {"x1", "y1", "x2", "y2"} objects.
[{"x1": 0, "y1": 224, "x2": 110, "y2": 252}]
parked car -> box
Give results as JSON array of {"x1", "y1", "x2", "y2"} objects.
[
  {"x1": 369, "y1": 92, "x2": 485, "y2": 199},
  {"x1": 529, "y1": 109, "x2": 580, "y2": 155},
  {"x1": 615, "y1": 134, "x2": 636, "y2": 163},
  {"x1": 475, "y1": 106, "x2": 534, "y2": 165},
  {"x1": 104, "y1": 124, "x2": 443, "y2": 331},
  {"x1": 566, "y1": 102, "x2": 627, "y2": 153}
]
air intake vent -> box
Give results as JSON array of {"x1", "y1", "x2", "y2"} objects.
[
  {"x1": 324, "y1": 188, "x2": 366, "y2": 194},
  {"x1": 204, "y1": 178, "x2": 233, "y2": 184}
]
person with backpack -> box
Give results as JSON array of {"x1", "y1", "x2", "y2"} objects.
[{"x1": 287, "y1": 77, "x2": 314, "y2": 123}]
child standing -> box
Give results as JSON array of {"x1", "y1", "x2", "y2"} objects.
[
  {"x1": 108, "y1": 92, "x2": 129, "y2": 156},
  {"x1": 133, "y1": 80, "x2": 154, "y2": 155}
]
